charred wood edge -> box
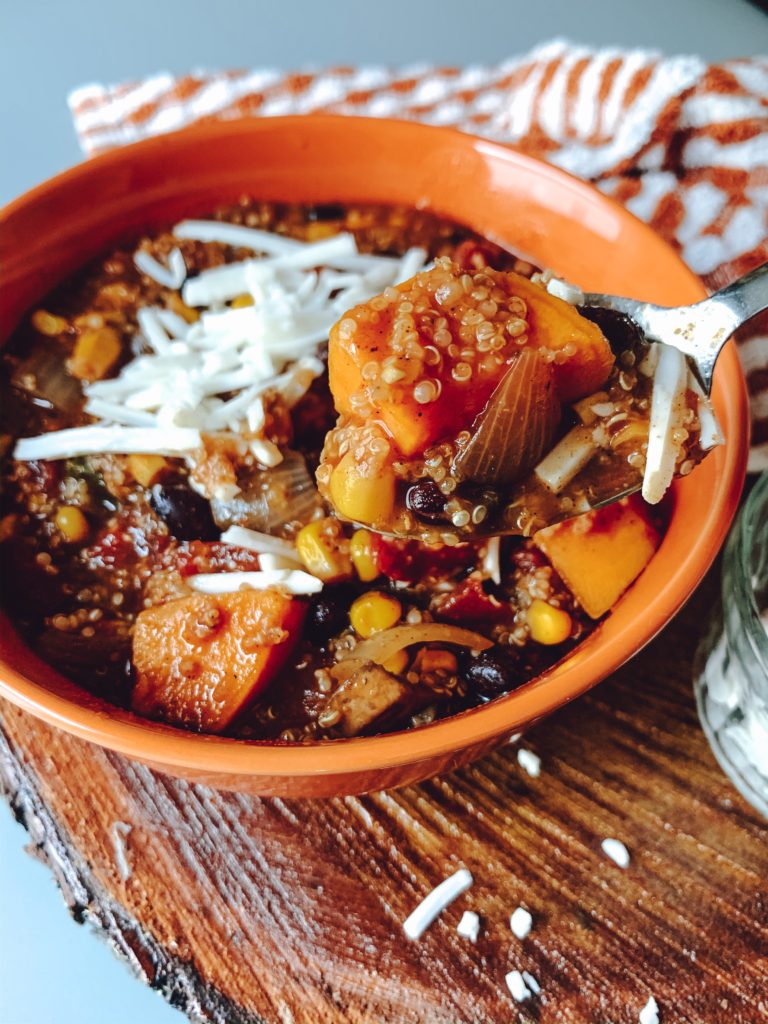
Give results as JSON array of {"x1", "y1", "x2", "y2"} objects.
[{"x1": 0, "y1": 720, "x2": 267, "y2": 1024}]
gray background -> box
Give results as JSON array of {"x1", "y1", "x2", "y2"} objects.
[
  {"x1": 1, "y1": 0, "x2": 768, "y2": 203},
  {"x1": 1, "y1": 2, "x2": 767, "y2": 1023}
]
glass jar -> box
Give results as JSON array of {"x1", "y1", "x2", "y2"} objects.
[{"x1": 694, "y1": 472, "x2": 768, "y2": 818}]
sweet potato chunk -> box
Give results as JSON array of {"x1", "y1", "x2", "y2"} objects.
[
  {"x1": 328, "y1": 260, "x2": 612, "y2": 458},
  {"x1": 502, "y1": 273, "x2": 614, "y2": 402},
  {"x1": 533, "y1": 495, "x2": 660, "y2": 619},
  {"x1": 132, "y1": 589, "x2": 305, "y2": 732},
  {"x1": 329, "y1": 309, "x2": 446, "y2": 457}
]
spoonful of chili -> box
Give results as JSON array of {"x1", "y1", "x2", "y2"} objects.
[{"x1": 317, "y1": 257, "x2": 766, "y2": 542}]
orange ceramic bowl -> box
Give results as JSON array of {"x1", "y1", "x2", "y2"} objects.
[{"x1": 0, "y1": 117, "x2": 749, "y2": 796}]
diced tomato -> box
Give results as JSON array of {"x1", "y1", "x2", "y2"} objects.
[
  {"x1": 85, "y1": 528, "x2": 139, "y2": 569},
  {"x1": 373, "y1": 536, "x2": 477, "y2": 584},
  {"x1": 86, "y1": 512, "x2": 172, "y2": 569},
  {"x1": 437, "y1": 576, "x2": 510, "y2": 623},
  {"x1": 28, "y1": 460, "x2": 61, "y2": 495}
]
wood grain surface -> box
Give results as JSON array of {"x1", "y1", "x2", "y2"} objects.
[{"x1": 1, "y1": 570, "x2": 767, "y2": 1024}]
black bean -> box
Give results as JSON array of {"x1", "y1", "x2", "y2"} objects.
[
  {"x1": 462, "y1": 646, "x2": 525, "y2": 701},
  {"x1": 405, "y1": 480, "x2": 446, "y2": 522},
  {"x1": 150, "y1": 483, "x2": 218, "y2": 541},
  {"x1": 480, "y1": 576, "x2": 503, "y2": 599},
  {"x1": 306, "y1": 203, "x2": 345, "y2": 222},
  {"x1": 305, "y1": 589, "x2": 350, "y2": 644}
]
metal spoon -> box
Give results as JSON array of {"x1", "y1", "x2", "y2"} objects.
[
  {"x1": 580, "y1": 261, "x2": 768, "y2": 396},
  {"x1": 352, "y1": 262, "x2": 768, "y2": 541}
]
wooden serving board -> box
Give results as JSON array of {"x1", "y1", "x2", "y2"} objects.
[{"x1": 1, "y1": 569, "x2": 767, "y2": 1024}]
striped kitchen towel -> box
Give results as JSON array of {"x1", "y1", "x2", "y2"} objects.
[{"x1": 68, "y1": 40, "x2": 768, "y2": 469}]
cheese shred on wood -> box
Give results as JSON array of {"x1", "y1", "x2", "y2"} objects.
[{"x1": 402, "y1": 868, "x2": 473, "y2": 940}]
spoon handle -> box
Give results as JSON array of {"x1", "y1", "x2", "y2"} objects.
[
  {"x1": 708, "y1": 261, "x2": 768, "y2": 328},
  {"x1": 692, "y1": 262, "x2": 768, "y2": 392},
  {"x1": 583, "y1": 261, "x2": 768, "y2": 394}
]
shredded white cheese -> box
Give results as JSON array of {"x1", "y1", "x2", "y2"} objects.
[
  {"x1": 402, "y1": 868, "x2": 473, "y2": 940},
  {"x1": 137, "y1": 306, "x2": 174, "y2": 354},
  {"x1": 173, "y1": 219, "x2": 303, "y2": 254},
  {"x1": 83, "y1": 398, "x2": 157, "y2": 427},
  {"x1": 13, "y1": 426, "x2": 201, "y2": 461},
  {"x1": 505, "y1": 969, "x2": 532, "y2": 1002},
  {"x1": 481, "y1": 536, "x2": 501, "y2": 585},
  {"x1": 546, "y1": 277, "x2": 585, "y2": 306},
  {"x1": 110, "y1": 821, "x2": 133, "y2": 883},
  {"x1": 456, "y1": 910, "x2": 481, "y2": 942},
  {"x1": 14, "y1": 226, "x2": 428, "y2": 465},
  {"x1": 601, "y1": 837, "x2": 631, "y2": 868},
  {"x1": 258, "y1": 553, "x2": 304, "y2": 572},
  {"x1": 516, "y1": 748, "x2": 541, "y2": 778},
  {"x1": 134, "y1": 247, "x2": 186, "y2": 289},
  {"x1": 639, "y1": 995, "x2": 660, "y2": 1024},
  {"x1": 220, "y1": 525, "x2": 298, "y2": 560},
  {"x1": 642, "y1": 343, "x2": 688, "y2": 504},
  {"x1": 249, "y1": 438, "x2": 283, "y2": 468},
  {"x1": 522, "y1": 971, "x2": 540, "y2": 995},
  {"x1": 510, "y1": 906, "x2": 533, "y2": 939},
  {"x1": 687, "y1": 370, "x2": 724, "y2": 451},
  {"x1": 155, "y1": 308, "x2": 192, "y2": 338},
  {"x1": 188, "y1": 570, "x2": 323, "y2": 596}
]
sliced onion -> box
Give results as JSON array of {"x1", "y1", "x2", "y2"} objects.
[
  {"x1": 331, "y1": 623, "x2": 492, "y2": 679},
  {"x1": 210, "y1": 450, "x2": 322, "y2": 531},
  {"x1": 11, "y1": 343, "x2": 82, "y2": 416},
  {"x1": 452, "y1": 348, "x2": 560, "y2": 485}
]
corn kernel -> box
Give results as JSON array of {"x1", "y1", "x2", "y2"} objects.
[
  {"x1": 31, "y1": 310, "x2": 69, "y2": 336},
  {"x1": 167, "y1": 293, "x2": 200, "y2": 323},
  {"x1": 349, "y1": 592, "x2": 402, "y2": 638},
  {"x1": 417, "y1": 649, "x2": 458, "y2": 674},
  {"x1": 382, "y1": 649, "x2": 409, "y2": 675},
  {"x1": 231, "y1": 293, "x2": 254, "y2": 308},
  {"x1": 295, "y1": 518, "x2": 352, "y2": 583},
  {"x1": 329, "y1": 452, "x2": 395, "y2": 526},
  {"x1": 347, "y1": 210, "x2": 375, "y2": 229},
  {"x1": 67, "y1": 326, "x2": 122, "y2": 382},
  {"x1": 0, "y1": 513, "x2": 18, "y2": 543},
  {"x1": 128, "y1": 454, "x2": 168, "y2": 488},
  {"x1": 306, "y1": 222, "x2": 339, "y2": 242},
  {"x1": 526, "y1": 599, "x2": 572, "y2": 645},
  {"x1": 55, "y1": 506, "x2": 89, "y2": 544},
  {"x1": 350, "y1": 529, "x2": 379, "y2": 582}
]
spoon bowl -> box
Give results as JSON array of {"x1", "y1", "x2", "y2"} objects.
[{"x1": 332, "y1": 263, "x2": 766, "y2": 542}]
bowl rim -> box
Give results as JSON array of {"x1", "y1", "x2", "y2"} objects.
[{"x1": 0, "y1": 115, "x2": 750, "y2": 777}]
